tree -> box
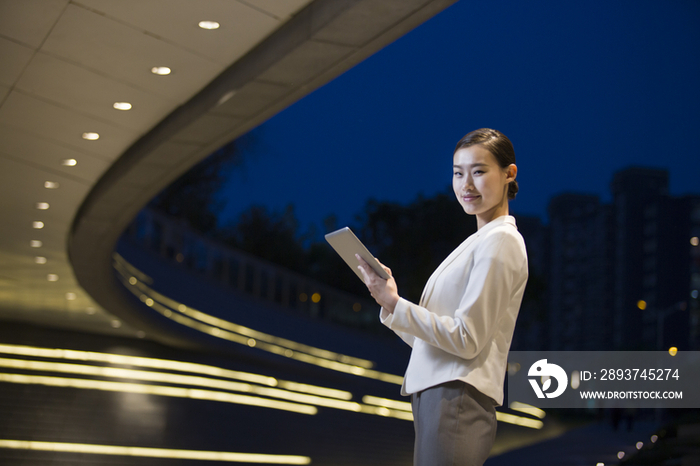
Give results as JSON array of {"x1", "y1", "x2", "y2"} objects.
[
  {"x1": 221, "y1": 204, "x2": 307, "y2": 274},
  {"x1": 356, "y1": 188, "x2": 478, "y2": 302},
  {"x1": 149, "y1": 139, "x2": 241, "y2": 235}
]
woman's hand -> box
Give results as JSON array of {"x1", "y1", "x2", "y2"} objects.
[{"x1": 356, "y1": 254, "x2": 400, "y2": 313}]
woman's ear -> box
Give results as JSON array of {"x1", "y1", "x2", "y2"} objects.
[{"x1": 506, "y1": 164, "x2": 517, "y2": 183}]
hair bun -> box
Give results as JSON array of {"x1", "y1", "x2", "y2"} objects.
[{"x1": 508, "y1": 180, "x2": 519, "y2": 200}]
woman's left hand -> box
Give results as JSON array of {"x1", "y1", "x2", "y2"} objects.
[{"x1": 356, "y1": 254, "x2": 400, "y2": 313}]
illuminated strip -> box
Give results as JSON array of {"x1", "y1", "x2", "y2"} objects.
[
  {"x1": 0, "y1": 343, "x2": 351, "y2": 400},
  {"x1": 0, "y1": 373, "x2": 317, "y2": 415},
  {"x1": 0, "y1": 346, "x2": 408, "y2": 420},
  {"x1": 0, "y1": 346, "x2": 539, "y2": 425},
  {"x1": 362, "y1": 395, "x2": 412, "y2": 412},
  {"x1": 132, "y1": 276, "x2": 374, "y2": 369},
  {"x1": 496, "y1": 411, "x2": 544, "y2": 429},
  {"x1": 113, "y1": 254, "x2": 153, "y2": 284},
  {"x1": 276, "y1": 381, "x2": 351, "y2": 401},
  {"x1": 509, "y1": 401, "x2": 546, "y2": 419},
  {"x1": 113, "y1": 252, "x2": 383, "y2": 372},
  {"x1": 116, "y1": 277, "x2": 403, "y2": 385},
  {"x1": 0, "y1": 439, "x2": 310, "y2": 464},
  {"x1": 357, "y1": 404, "x2": 413, "y2": 421},
  {"x1": 0, "y1": 358, "x2": 363, "y2": 413}
]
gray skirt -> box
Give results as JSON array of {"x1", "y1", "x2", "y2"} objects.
[{"x1": 411, "y1": 380, "x2": 497, "y2": 466}]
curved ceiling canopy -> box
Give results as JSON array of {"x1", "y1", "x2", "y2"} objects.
[{"x1": 0, "y1": 0, "x2": 457, "y2": 341}]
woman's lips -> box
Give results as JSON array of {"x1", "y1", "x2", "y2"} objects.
[{"x1": 463, "y1": 194, "x2": 480, "y2": 202}]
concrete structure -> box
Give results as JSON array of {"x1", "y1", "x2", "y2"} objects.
[{"x1": 0, "y1": 0, "x2": 458, "y2": 343}]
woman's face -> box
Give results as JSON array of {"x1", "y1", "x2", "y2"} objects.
[{"x1": 453, "y1": 144, "x2": 515, "y2": 228}]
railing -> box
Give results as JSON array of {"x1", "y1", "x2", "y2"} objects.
[{"x1": 122, "y1": 209, "x2": 382, "y2": 332}]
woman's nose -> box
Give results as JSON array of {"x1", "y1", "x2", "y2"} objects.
[{"x1": 462, "y1": 176, "x2": 474, "y2": 191}]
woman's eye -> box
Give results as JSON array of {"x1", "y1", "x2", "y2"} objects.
[
  {"x1": 473, "y1": 170, "x2": 484, "y2": 175},
  {"x1": 453, "y1": 172, "x2": 462, "y2": 177}
]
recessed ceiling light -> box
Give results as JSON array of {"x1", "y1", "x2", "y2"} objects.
[
  {"x1": 66, "y1": 292, "x2": 77, "y2": 300},
  {"x1": 36, "y1": 202, "x2": 49, "y2": 210},
  {"x1": 86, "y1": 307, "x2": 96, "y2": 315},
  {"x1": 47, "y1": 274, "x2": 59, "y2": 282},
  {"x1": 217, "y1": 90, "x2": 236, "y2": 106},
  {"x1": 35, "y1": 256, "x2": 47, "y2": 264},
  {"x1": 111, "y1": 320, "x2": 122, "y2": 328},
  {"x1": 44, "y1": 181, "x2": 60, "y2": 189},
  {"x1": 61, "y1": 159, "x2": 77, "y2": 166},
  {"x1": 198, "y1": 21, "x2": 220, "y2": 30},
  {"x1": 113, "y1": 102, "x2": 132, "y2": 110},
  {"x1": 30, "y1": 240, "x2": 42, "y2": 248},
  {"x1": 151, "y1": 66, "x2": 171, "y2": 76},
  {"x1": 82, "y1": 132, "x2": 99, "y2": 140},
  {"x1": 33, "y1": 221, "x2": 44, "y2": 229}
]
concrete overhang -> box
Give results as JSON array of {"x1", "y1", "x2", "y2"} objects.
[{"x1": 0, "y1": 0, "x2": 457, "y2": 343}]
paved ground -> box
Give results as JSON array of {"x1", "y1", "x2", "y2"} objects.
[{"x1": 486, "y1": 419, "x2": 659, "y2": 466}]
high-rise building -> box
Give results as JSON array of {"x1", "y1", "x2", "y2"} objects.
[
  {"x1": 547, "y1": 194, "x2": 614, "y2": 350},
  {"x1": 610, "y1": 167, "x2": 670, "y2": 349},
  {"x1": 512, "y1": 214, "x2": 550, "y2": 350},
  {"x1": 543, "y1": 167, "x2": 699, "y2": 351}
]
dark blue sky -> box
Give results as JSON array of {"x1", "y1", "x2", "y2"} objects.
[{"x1": 218, "y1": 0, "x2": 700, "y2": 232}]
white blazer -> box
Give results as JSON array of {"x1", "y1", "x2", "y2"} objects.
[{"x1": 380, "y1": 215, "x2": 528, "y2": 406}]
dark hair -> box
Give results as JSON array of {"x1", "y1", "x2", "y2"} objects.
[{"x1": 454, "y1": 128, "x2": 518, "y2": 200}]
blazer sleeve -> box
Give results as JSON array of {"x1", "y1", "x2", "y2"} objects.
[
  {"x1": 379, "y1": 307, "x2": 415, "y2": 347},
  {"x1": 382, "y1": 231, "x2": 525, "y2": 360}
]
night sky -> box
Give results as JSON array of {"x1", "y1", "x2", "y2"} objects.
[{"x1": 217, "y1": 0, "x2": 700, "y2": 233}]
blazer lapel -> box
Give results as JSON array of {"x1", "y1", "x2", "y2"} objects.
[
  {"x1": 418, "y1": 216, "x2": 515, "y2": 307},
  {"x1": 419, "y1": 232, "x2": 480, "y2": 306}
]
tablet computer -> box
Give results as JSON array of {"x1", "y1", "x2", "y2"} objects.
[{"x1": 324, "y1": 227, "x2": 390, "y2": 282}]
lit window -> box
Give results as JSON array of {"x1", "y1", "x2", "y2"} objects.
[
  {"x1": 113, "y1": 102, "x2": 132, "y2": 110},
  {"x1": 82, "y1": 132, "x2": 99, "y2": 140}
]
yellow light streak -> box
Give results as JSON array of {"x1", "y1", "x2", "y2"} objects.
[
  {"x1": 496, "y1": 411, "x2": 544, "y2": 429},
  {"x1": 0, "y1": 343, "x2": 277, "y2": 387},
  {"x1": 0, "y1": 439, "x2": 311, "y2": 464},
  {"x1": 112, "y1": 253, "x2": 153, "y2": 284},
  {"x1": 113, "y1": 254, "x2": 407, "y2": 385},
  {"x1": 0, "y1": 344, "x2": 354, "y2": 401},
  {"x1": 362, "y1": 395, "x2": 412, "y2": 412},
  {"x1": 357, "y1": 405, "x2": 413, "y2": 421},
  {"x1": 0, "y1": 346, "x2": 408, "y2": 420},
  {"x1": 116, "y1": 259, "x2": 372, "y2": 368},
  {"x1": 277, "y1": 381, "x2": 352, "y2": 401},
  {"x1": 0, "y1": 373, "x2": 317, "y2": 415},
  {"x1": 509, "y1": 401, "x2": 546, "y2": 419},
  {"x1": 0, "y1": 358, "x2": 363, "y2": 413},
  {"x1": 124, "y1": 288, "x2": 402, "y2": 385}
]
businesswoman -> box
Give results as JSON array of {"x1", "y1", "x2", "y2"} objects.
[{"x1": 357, "y1": 128, "x2": 528, "y2": 465}]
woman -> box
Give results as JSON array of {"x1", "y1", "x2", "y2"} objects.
[{"x1": 357, "y1": 128, "x2": 528, "y2": 465}]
